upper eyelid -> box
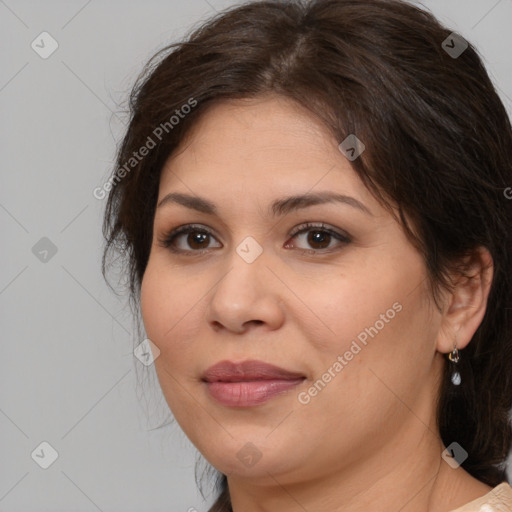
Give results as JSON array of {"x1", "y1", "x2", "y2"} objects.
[
  {"x1": 165, "y1": 221, "x2": 346, "y2": 238},
  {"x1": 289, "y1": 222, "x2": 346, "y2": 237}
]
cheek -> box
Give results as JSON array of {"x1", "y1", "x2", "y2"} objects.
[
  {"x1": 291, "y1": 293, "x2": 435, "y2": 460},
  {"x1": 140, "y1": 263, "x2": 198, "y2": 413},
  {"x1": 140, "y1": 258, "x2": 205, "y2": 374},
  {"x1": 140, "y1": 260, "x2": 187, "y2": 359},
  {"x1": 140, "y1": 265, "x2": 165, "y2": 343},
  {"x1": 301, "y1": 252, "x2": 435, "y2": 407}
]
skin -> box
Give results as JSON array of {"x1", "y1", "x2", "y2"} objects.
[{"x1": 140, "y1": 94, "x2": 494, "y2": 512}]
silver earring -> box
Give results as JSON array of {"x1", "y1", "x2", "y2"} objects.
[{"x1": 448, "y1": 342, "x2": 461, "y2": 386}]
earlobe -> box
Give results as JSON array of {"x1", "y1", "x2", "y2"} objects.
[{"x1": 435, "y1": 246, "x2": 494, "y2": 354}]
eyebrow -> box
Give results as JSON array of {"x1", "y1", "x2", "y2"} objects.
[{"x1": 156, "y1": 191, "x2": 373, "y2": 217}]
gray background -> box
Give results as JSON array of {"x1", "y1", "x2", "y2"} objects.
[{"x1": 1, "y1": 1, "x2": 511, "y2": 511}]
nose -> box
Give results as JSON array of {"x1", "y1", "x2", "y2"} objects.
[{"x1": 205, "y1": 243, "x2": 285, "y2": 335}]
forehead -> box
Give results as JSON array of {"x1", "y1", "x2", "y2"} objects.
[{"x1": 158, "y1": 95, "x2": 372, "y2": 205}]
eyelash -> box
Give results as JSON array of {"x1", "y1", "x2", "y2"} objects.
[{"x1": 158, "y1": 222, "x2": 351, "y2": 257}]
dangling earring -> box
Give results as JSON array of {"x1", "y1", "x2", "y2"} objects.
[{"x1": 448, "y1": 340, "x2": 461, "y2": 386}]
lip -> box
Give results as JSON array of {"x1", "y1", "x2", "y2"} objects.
[{"x1": 202, "y1": 360, "x2": 306, "y2": 407}]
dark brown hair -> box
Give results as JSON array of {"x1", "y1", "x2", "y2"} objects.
[{"x1": 101, "y1": 0, "x2": 512, "y2": 509}]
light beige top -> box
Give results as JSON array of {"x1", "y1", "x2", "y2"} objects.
[{"x1": 450, "y1": 482, "x2": 512, "y2": 511}]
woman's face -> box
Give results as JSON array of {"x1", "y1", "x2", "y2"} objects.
[{"x1": 140, "y1": 95, "x2": 445, "y2": 484}]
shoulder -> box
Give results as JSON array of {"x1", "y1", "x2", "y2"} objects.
[{"x1": 449, "y1": 482, "x2": 512, "y2": 512}]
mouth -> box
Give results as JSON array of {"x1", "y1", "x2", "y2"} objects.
[{"x1": 202, "y1": 360, "x2": 306, "y2": 407}]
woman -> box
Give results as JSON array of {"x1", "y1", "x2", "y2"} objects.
[{"x1": 101, "y1": 0, "x2": 512, "y2": 510}]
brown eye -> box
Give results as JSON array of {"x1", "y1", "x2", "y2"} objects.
[
  {"x1": 306, "y1": 230, "x2": 332, "y2": 249},
  {"x1": 285, "y1": 223, "x2": 351, "y2": 253},
  {"x1": 159, "y1": 225, "x2": 221, "y2": 254},
  {"x1": 159, "y1": 222, "x2": 351, "y2": 256},
  {"x1": 186, "y1": 231, "x2": 210, "y2": 250}
]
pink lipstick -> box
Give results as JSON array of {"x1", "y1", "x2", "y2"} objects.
[{"x1": 202, "y1": 360, "x2": 306, "y2": 407}]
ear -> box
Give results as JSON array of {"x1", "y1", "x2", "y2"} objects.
[{"x1": 436, "y1": 246, "x2": 494, "y2": 354}]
